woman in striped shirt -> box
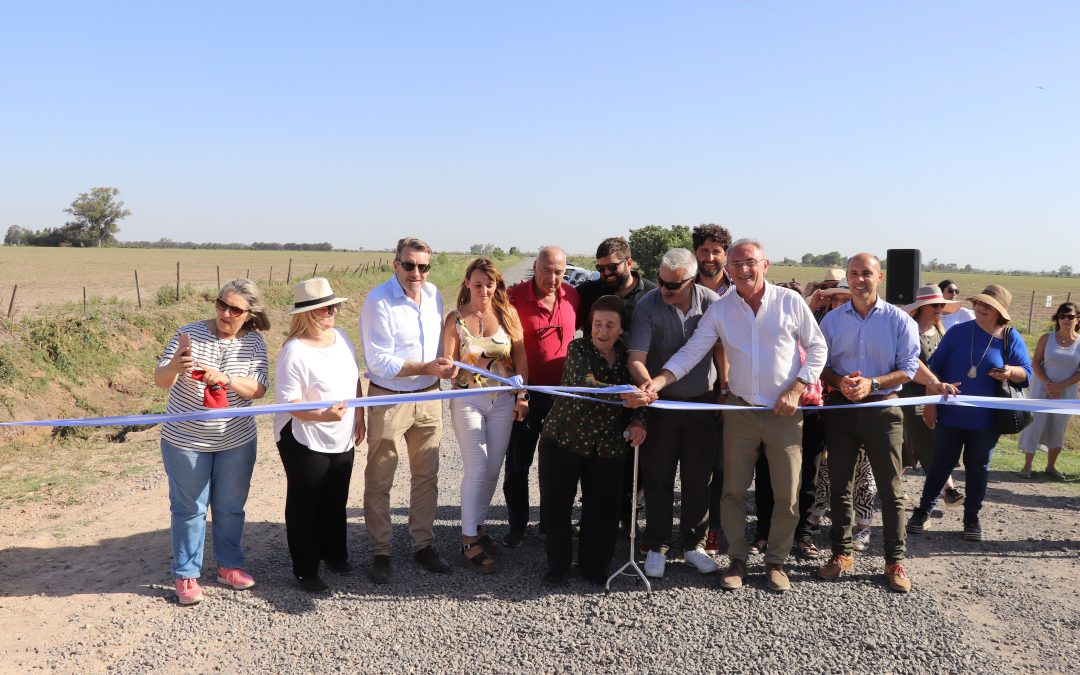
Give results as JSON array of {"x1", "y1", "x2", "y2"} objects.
[{"x1": 154, "y1": 278, "x2": 270, "y2": 606}]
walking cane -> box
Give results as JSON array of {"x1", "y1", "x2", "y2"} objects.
[{"x1": 606, "y1": 434, "x2": 651, "y2": 593}]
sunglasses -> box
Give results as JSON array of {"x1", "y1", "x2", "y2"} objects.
[
  {"x1": 215, "y1": 298, "x2": 249, "y2": 317},
  {"x1": 657, "y1": 276, "x2": 692, "y2": 291},
  {"x1": 945, "y1": 287, "x2": 959, "y2": 294},
  {"x1": 596, "y1": 260, "x2": 626, "y2": 274},
  {"x1": 1059, "y1": 314, "x2": 1077, "y2": 320},
  {"x1": 398, "y1": 260, "x2": 432, "y2": 273},
  {"x1": 313, "y1": 303, "x2": 341, "y2": 316},
  {"x1": 929, "y1": 303, "x2": 945, "y2": 308}
]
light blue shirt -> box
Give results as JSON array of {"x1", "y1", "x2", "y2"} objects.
[
  {"x1": 360, "y1": 275, "x2": 443, "y2": 391},
  {"x1": 820, "y1": 296, "x2": 920, "y2": 396}
]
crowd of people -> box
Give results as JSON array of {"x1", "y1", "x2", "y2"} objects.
[{"x1": 153, "y1": 230, "x2": 1076, "y2": 606}]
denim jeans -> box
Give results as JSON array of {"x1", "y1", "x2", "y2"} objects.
[
  {"x1": 161, "y1": 437, "x2": 257, "y2": 579},
  {"x1": 919, "y1": 423, "x2": 999, "y2": 521}
]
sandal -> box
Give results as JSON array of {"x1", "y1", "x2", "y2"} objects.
[
  {"x1": 476, "y1": 532, "x2": 501, "y2": 555},
  {"x1": 748, "y1": 539, "x2": 768, "y2": 555},
  {"x1": 461, "y1": 541, "x2": 496, "y2": 574},
  {"x1": 797, "y1": 541, "x2": 821, "y2": 559}
]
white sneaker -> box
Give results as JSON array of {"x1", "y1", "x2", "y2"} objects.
[
  {"x1": 852, "y1": 527, "x2": 871, "y2": 552},
  {"x1": 644, "y1": 550, "x2": 666, "y2": 578},
  {"x1": 684, "y1": 546, "x2": 720, "y2": 574}
]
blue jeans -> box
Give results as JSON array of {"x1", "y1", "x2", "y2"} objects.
[
  {"x1": 919, "y1": 423, "x2": 998, "y2": 521},
  {"x1": 161, "y1": 437, "x2": 257, "y2": 579}
]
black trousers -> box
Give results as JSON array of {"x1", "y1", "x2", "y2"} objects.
[
  {"x1": 752, "y1": 409, "x2": 825, "y2": 544},
  {"x1": 538, "y1": 438, "x2": 624, "y2": 577},
  {"x1": 277, "y1": 421, "x2": 355, "y2": 578},
  {"x1": 503, "y1": 391, "x2": 554, "y2": 533}
]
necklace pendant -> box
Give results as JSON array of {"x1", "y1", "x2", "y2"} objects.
[{"x1": 967, "y1": 366, "x2": 977, "y2": 379}]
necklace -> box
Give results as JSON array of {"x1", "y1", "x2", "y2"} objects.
[
  {"x1": 468, "y1": 304, "x2": 493, "y2": 337},
  {"x1": 968, "y1": 326, "x2": 996, "y2": 378},
  {"x1": 1057, "y1": 330, "x2": 1077, "y2": 347}
]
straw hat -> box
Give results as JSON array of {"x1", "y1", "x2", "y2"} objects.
[
  {"x1": 288, "y1": 277, "x2": 348, "y2": 315},
  {"x1": 820, "y1": 277, "x2": 851, "y2": 297},
  {"x1": 967, "y1": 284, "x2": 1012, "y2": 322},
  {"x1": 903, "y1": 285, "x2": 961, "y2": 315},
  {"x1": 823, "y1": 268, "x2": 845, "y2": 282}
]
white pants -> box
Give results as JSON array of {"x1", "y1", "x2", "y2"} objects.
[{"x1": 451, "y1": 392, "x2": 515, "y2": 536}]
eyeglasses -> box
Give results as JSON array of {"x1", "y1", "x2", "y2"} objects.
[
  {"x1": 726, "y1": 259, "x2": 761, "y2": 271},
  {"x1": 944, "y1": 287, "x2": 959, "y2": 294},
  {"x1": 536, "y1": 324, "x2": 563, "y2": 341},
  {"x1": 657, "y1": 276, "x2": 692, "y2": 291},
  {"x1": 313, "y1": 304, "x2": 341, "y2": 316},
  {"x1": 215, "y1": 298, "x2": 249, "y2": 317},
  {"x1": 398, "y1": 260, "x2": 432, "y2": 273},
  {"x1": 596, "y1": 260, "x2": 626, "y2": 274}
]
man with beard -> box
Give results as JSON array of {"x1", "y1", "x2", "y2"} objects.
[
  {"x1": 692, "y1": 224, "x2": 733, "y2": 297},
  {"x1": 576, "y1": 237, "x2": 656, "y2": 338}
]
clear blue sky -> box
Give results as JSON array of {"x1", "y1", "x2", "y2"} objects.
[{"x1": 2, "y1": 1, "x2": 1078, "y2": 271}]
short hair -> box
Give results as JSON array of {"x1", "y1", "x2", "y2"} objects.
[
  {"x1": 536, "y1": 245, "x2": 566, "y2": 264},
  {"x1": 595, "y1": 237, "x2": 630, "y2": 260},
  {"x1": 589, "y1": 294, "x2": 629, "y2": 330},
  {"x1": 219, "y1": 277, "x2": 270, "y2": 331},
  {"x1": 728, "y1": 238, "x2": 765, "y2": 258},
  {"x1": 660, "y1": 248, "x2": 698, "y2": 277},
  {"x1": 846, "y1": 252, "x2": 881, "y2": 270},
  {"x1": 396, "y1": 237, "x2": 432, "y2": 258},
  {"x1": 692, "y1": 224, "x2": 732, "y2": 251},
  {"x1": 938, "y1": 279, "x2": 957, "y2": 292}
]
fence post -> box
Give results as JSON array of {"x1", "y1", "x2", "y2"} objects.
[
  {"x1": 176, "y1": 262, "x2": 181, "y2": 301},
  {"x1": 313, "y1": 263, "x2": 319, "y2": 276},
  {"x1": 286, "y1": 258, "x2": 293, "y2": 284},
  {"x1": 135, "y1": 270, "x2": 142, "y2": 308},
  {"x1": 83, "y1": 287, "x2": 87, "y2": 315},
  {"x1": 1027, "y1": 290, "x2": 1035, "y2": 333},
  {"x1": 7, "y1": 284, "x2": 17, "y2": 319},
  {"x1": 246, "y1": 268, "x2": 250, "y2": 280},
  {"x1": 216, "y1": 265, "x2": 221, "y2": 290},
  {"x1": 269, "y1": 266, "x2": 273, "y2": 286},
  {"x1": 1068, "y1": 291, "x2": 1073, "y2": 304}
]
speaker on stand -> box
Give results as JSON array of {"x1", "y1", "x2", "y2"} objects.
[{"x1": 885, "y1": 249, "x2": 921, "y2": 305}]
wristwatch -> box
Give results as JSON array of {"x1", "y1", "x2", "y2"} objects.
[
  {"x1": 516, "y1": 391, "x2": 530, "y2": 402},
  {"x1": 870, "y1": 378, "x2": 881, "y2": 392}
]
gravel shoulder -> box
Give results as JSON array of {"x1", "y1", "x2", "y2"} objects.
[{"x1": 1, "y1": 404, "x2": 1078, "y2": 674}]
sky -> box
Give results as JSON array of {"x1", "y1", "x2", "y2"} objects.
[{"x1": 1, "y1": 1, "x2": 1078, "y2": 272}]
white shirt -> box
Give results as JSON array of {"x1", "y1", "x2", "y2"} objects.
[
  {"x1": 273, "y1": 328, "x2": 359, "y2": 453},
  {"x1": 663, "y1": 282, "x2": 827, "y2": 407},
  {"x1": 360, "y1": 275, "x2": 443, "y2": 391},
  {"x1": 941, "y1": 306, "x2": 975, "y2": 332}
]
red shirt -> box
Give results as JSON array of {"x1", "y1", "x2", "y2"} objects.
[{"x1": 508, "y1": 279, "x2": 579, "y2": 386}]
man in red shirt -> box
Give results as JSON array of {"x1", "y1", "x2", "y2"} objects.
[{"x1": 502, "y1": 246, "x2": 579, "y2": 547}]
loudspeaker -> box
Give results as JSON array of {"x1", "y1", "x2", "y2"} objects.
[{"x1": 885, "y1": 249, "x2": 921, "y2": 305}]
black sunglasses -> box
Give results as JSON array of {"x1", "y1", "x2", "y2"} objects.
[
  {"x1": 596, "y1": 260, "x2": 625, "y2": 274},
  {"x1": 398, "y1": 260, "x2": 432, "y2": 273},
  {"x1": 215, "y1": 297, "x2": 249, "y2": 317},
  {"x1": 657, "y1": 276, "x2": 692, "y2": 291},
  {"x1": 1059, "y1": 314, "x2": 1077, "y2": 320},
  {"x1": 945, "y1": 287, "x2": 959, "y2": 293}
]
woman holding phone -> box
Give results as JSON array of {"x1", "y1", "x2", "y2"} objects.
[{"x1": 154, "y1": 278, "x2": 271, "y2": 606}]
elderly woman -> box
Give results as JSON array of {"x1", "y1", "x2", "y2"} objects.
[
  {"x1": 1019, "y1": 302, "x2": 1080, "y2": 480},
  {"x1": 274, "y1": 278, "x2": 364, "y2": 592},
  {"x1": 901, "y1": 285, "x2": 964, "y2": 505},
  {"x1": 154, "y1": 278, "x2": 270, "y2": 606},
  {"x1": 538, "y1": 295, "x2": 652, "y2": 586},
  {"x1": 908, "y1": 284, "x2": 1032, "y2": 541},
  {"x1": 441, "y1": 258, "x2": 528, "y2": 573}
]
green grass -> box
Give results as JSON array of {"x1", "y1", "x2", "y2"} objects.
[{"x1": 990, "y1": 435, "x2": 1080, "y2": 492}]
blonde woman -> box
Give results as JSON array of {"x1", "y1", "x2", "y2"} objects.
[
  {"x1": 441, "y1": 258, "x2": 528, "y2": 573},
  {"x1": 154, "y1": 278, "x2": 270, "y2": 606},
  {"x1": 274, "y1": 278, "x2": 364, "y2": 592}
]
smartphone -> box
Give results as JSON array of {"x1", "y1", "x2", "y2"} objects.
[
  {"x1": 988, "y1": 367, "x2": 1006, "y2": 376},
  {"x1": 178, "y1": 332, "x2": 191, "y2": 354}
]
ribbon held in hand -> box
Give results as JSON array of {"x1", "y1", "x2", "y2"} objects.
[{"x1": 190, "y1": 370, "x2": 229, "y2": 408}]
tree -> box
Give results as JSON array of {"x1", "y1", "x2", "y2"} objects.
[
  {"x1": 508, "y1": 246, "x2": 520, "y2": 256},
  {"x1": 1058, "y1": 265, "x2": 1073, "y2": 277},
  {"x1": 4, "y1": 225, "x2": 29, "y2": 245},
  {"x1": 628, "y1": 225, "x2": 692, "y2": 279},
  {"x1": 64, "y1": 187, "x2": 131, "y2": 247}
]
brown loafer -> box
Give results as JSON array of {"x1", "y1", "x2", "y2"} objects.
[
  {"x1": 817, "y1": 553, "x2": 854, "y2": 579},
  {"x1": 719, "y1": 558, "x2": 746, "y2": 591},
  {"x1": 885, "y1": 562, "x2": 912, "y2": 593},
  {"x1": 766, "y1": 563, "x2": 791, "y2": 592}
]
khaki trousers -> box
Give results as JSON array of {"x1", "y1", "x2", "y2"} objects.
[
  {"x1": 364, "y1": 385, "x2": 443, "y2": 555},
  {"x1": 721, "y1": 397, "x2": 803, "y2": 565}
]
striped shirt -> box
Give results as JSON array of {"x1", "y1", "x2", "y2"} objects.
[
  {"x1": 820, "y1": 296, "x2": 920, "y2": 396},
  {"x1": 158, "y1": 320, "x2": 269, "y2": 451}
]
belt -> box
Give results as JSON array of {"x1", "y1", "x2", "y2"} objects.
[
  {"x1": 825, "y1": 391, "x2": 899, "y2": 406},
  {"x1": 368, "y1": 381, "x2": 439, "y2": 395}
]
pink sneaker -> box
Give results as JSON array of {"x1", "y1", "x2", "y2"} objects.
[
  {"x1": 175, "y1": 578, "x2": 204, "y2": 605},
  {"x1": 217, "y1": 567, "x2": 255, "y2": 590}
]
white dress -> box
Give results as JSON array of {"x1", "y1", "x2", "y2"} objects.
[{"x1": 1018, "y1": 334, "x2": 1080, "y2": 452}]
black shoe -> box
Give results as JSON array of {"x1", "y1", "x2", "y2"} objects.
[
  {"x1": 963, "y1": 517, "x2": 983, "y2": 541},
  {"x1": 907, "y1": 508, "x2": 931, "y2": 533},
  {"x1": 501, "y1": 529, "x2": 525, "y2": 548},
  {"x1": 369, "y1": 555, "x2": 391, "y2": 584},
  {"x1": 326, "y1": 559, "x2": 354, "y2": 575},
  {"x1": 297, "y1": 575, "x2": 329, "y2": 592},
  {"x1": 543, "y1": 568, "x2": 568, "y2": 585},
  {"x1": 414, "y1": 546, "x2": 451, "y2": 574},
  {"x1": 581, "y1": 569, "x2": 608, "y2": 587}
]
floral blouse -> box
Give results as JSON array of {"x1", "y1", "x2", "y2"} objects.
[{"x1": 540, "y1": 337, "x2": 646, "y2": 459}]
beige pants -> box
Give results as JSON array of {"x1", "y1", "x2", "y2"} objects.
[
  {"x1": 721, "y1": 397, "x2": 803, "y2": 565},
  {"x1": 364, "y1": 385, "x2": 443, "y2": 555}
]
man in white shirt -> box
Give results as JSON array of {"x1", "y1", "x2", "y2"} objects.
[
  {"x1": 645, "y1": 238, "x2": 826, "y2": 593},
  {"x1": 360, "y1": 237, "x2": 457, "y2": 584}
]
